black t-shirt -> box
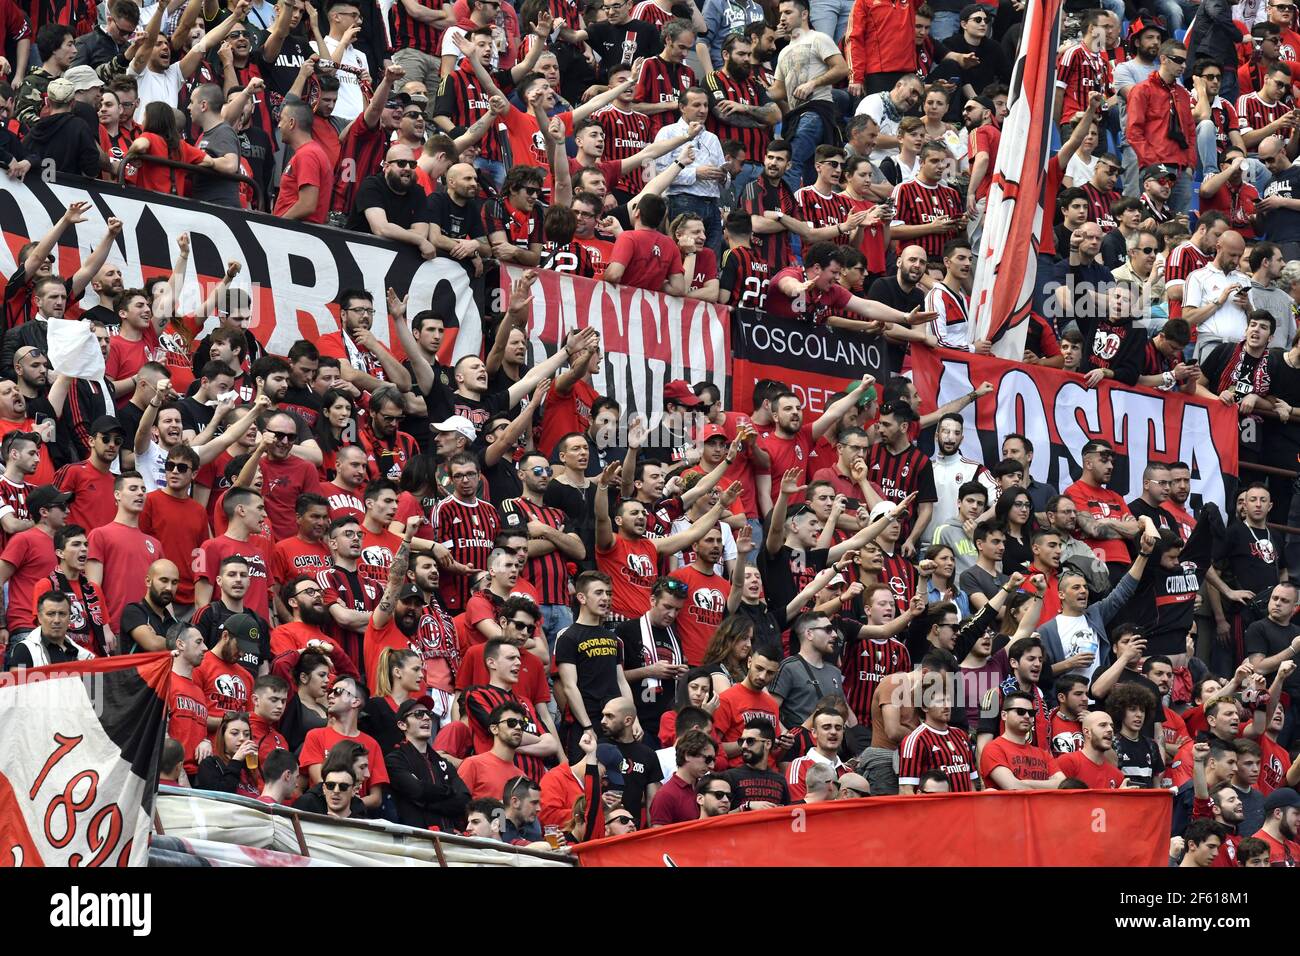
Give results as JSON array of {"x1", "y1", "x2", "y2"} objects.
[
  {"x1": 866, "y1": 276, "x2": 924, "y2": 374},
  {"x1": 757, "y1": 546, "x2": 827, "y2": 636},
  {"x1": 587, "y1": 19, "x2": 661, "y2": 76},
  {"x1": 255, "y1": 32, "x2": 314, "y2": 98},
  {"x1": 554, "y1": 622, "x2": 624, "y2": 723},
  {"x1": 192, "y1": 601, "x2": 272, "y2": 679},
  {"x1": 1113, "y1": 731, "x2": 1165, "y2": 788},
  {"x1": 426, "y1": 379, "x2": 511, "y2": 435},
  {"x1": 1245, "y1": 618, "x2": 1300, "y2": 696},
  {"x1": 347, "y1": 173, "x2": 430, "y2": 234},
  {"x1": 1265, "y1": 348, "x2": 1300, "y2": 471},
  {"x1": 610, "y1": 737, "x2": 659, "y2": 822},
  {"x1": 1127, "y1": 497, "x2": 1178, "y2": 537},
  {"x1": 481, "y1": 448, "x2": 523, "y2": 504},
  {"x1": 1090, "y1": 669, "x2": 1162, "y2": 739},
  {"x1": 720, "y1": 765, "x2": 791, "y2": 810},
  {"x1": 1203, "y1": 343, "x2": 1266, "y2": 455},
  {"x1": 427, "y1": 191, "x2": 485, "y2": 242},
  {"x1": 544, "y1": 479, "x2": 600, "y2": 571},
  {"x1": 1214, "y1": 521, "x2": 1281, "y2": 606},
  {"x1": 280, "y1": 383, "x2": 323, "y2": 431},
  {"x1": 178, "y1": 395, "x2": 217, "y2": 435},
  {"x1": 734, "y1": 599, "x2": 785, "y2": 651},
  {"x1": 616, "y1": 617, "x2": 684, "y2": 736},
  {"x1": 119, "y1": 600, "x2": 178, "y2": 655}
]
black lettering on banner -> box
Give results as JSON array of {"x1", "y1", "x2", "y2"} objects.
[{"x1": 0, "y1": 175, "x2": 481, "y2": 359}]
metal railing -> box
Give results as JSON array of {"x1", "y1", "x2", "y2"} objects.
[{"x1": 116, "y1": 152, "x2": 264, "y2": 211}]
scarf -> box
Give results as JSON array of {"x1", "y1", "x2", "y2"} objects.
[
  {"x1": 1216, "y1": 342, "x2": 1270, "y2": 398},
  {"x1": 50, "y1": 570, "x2": 105, "y2": 656}
]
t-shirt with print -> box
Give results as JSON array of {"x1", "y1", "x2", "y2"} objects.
[{"x1": 554, "y1": 622, "x2": 624, "y2": 723}]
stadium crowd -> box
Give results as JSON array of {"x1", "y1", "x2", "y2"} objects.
[{"x1": 2, "y1": 0, "x2": 1300, "y2": 866}]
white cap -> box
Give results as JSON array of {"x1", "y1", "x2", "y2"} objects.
[{"x1": 431, "y1": 415, "x2": 477, "y2": 441}]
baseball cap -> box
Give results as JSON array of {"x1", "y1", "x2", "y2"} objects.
[
  {"x1": 90, "y1": 415, "x2": 126, "y2": 437},
  {"x1": 869, "y1": 501, "x2": 895, "y2": 523},
  {"x1": 63, "y1": 65, "x2": 104, "y2": 93},
  {"x1": 1141, "y1": 163, "x2": 1177, "y2": 183},
  {"x1": 596, "y1": 744, "x2": 626, "y2": 788},
  {"x1": 384, "y1": 91, "x2": 412, "y2": 110},
  {"x1": 395, "y1": 696, "x2": 437, "y2": 722},
  {"x1": 1263, "y1": 788, "x2": 1300, "y2": 813},
  {"x1": 45, "y1": 77, "x2": 76, "y2": 106},
  {"x1": 844, "y1": 379, "x2": 878, "y2": 408},
  {"x1": 699, "y1": 423, "x2": 727, "y2": 442},
  {"x1": 431, "y1": 415, "x2": 477, "y2": 441},
  {"x1": 663, "y1": 380, "x2": 700, "y2": 407},
  {"x1": 828, "y1": 572, "x2": 848, "y2": 587},
  {"x1": 221, "y1": 612, "x2": 262, "y2": 659},
  {"x1": 27, "y1": 484, "x2": 73, "y2": 514},
  {"x1": 396, "y1": 583, "x2": 423, "y2": 602},
  {"x1": 959, "y1": 3, "x2": 987, "y2": 20}
]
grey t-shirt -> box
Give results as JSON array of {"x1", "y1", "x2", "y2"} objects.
[
  {"x1": 772, "y1": 654, "x2": 845, "y2": 729},
  {"x1": 959, "y1": 564, "x2": 1008, "y2": 600},
  {"x1": 190, "y1": 122, "x2": 242, "y2": 207}
]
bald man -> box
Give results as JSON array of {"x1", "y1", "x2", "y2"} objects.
[
  {"x1": 1056, "y1": 711, "x2": 1127, "y2": 789},
  {"x1": 870, "y1": 244, "x2": 932, "y2": 356},
  {"x1": 347, "y1": 145, "x2": 435, "y2": 256},
  {"x1": 1183, "y1": 229, "x2": 1250, "y2": 362},
  {"x1": 836, "y1": 772, "x2": 871, "y2": 799},
  {"x1": 119, "y1": 559, "x2": 181, "y2": 653},
  {"x1": 427, "y1": 162, "x2": 490, "y2": 266},
  {"x1": 600, "y1": 695, "x2": 660, "y2": 823}
]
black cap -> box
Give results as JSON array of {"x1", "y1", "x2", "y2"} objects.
[
  {"x1": 385, "y1": 91, "x2": 412, "y2": 110},
  {"x1": 221, "y1": 612, "x2": 262, "y2": 658},
  {"x1": 959, "y1": 3, "x2": 986, "y2": 20},
  {"x1": 396, "y1": 583, "x2": 423, "y2": 602},
  {"x1": 1263, "y1": 787, "x2": 1300, "y2": 813},
  {"x1": 27, "y1": 484, "x2": 73, "y2": 514},
  {"x1": 396, "y1": 696, "x2": 437, "y2": 722},
  {"x1": 89, "y1": 415, "x2": 126, "y2": 437}
]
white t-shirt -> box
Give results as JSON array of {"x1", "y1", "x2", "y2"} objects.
[
  {"x1": 1056, "y1": 614, "x2": 1101, "y2": 682},
  {"x1": 667, "y1": 517, "x2": 737, "y2": 574},
  {"x1": 1184, "y1": 263, "x2": 1251, "y2": 343},
  {"x1": 312, "y1": 36, "x2": 370, "y2": 124},
  {"x1": 1066, "y1": 153, "x2": 1097, "y2": 188},
  {"x1": 773, "y1": 28, "x2": 840, "y2": 111},
  {"x1": 129, "y1": 63, "x2": 185, "y2": 124},
  {"x1": 136, "y1": 441, "x2": 167, "y2": 491},
  {"x1": 441, "y1": 25, "x2": 502, "y2": 72}
]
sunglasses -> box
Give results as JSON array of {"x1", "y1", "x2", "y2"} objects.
[
  {"x1": 521, "y1": 186, "x2": 541, "y2": 196},
  {"x1": 1165, "y1": 54, "x2": 1186, "y2": 64},
  {"x1": 607, "y1": 815, "x2": 636, "y2": 825},
  {"x1": 1136, "y1": 246, "x2": 1157, "y2": 255},
  {"x1": 268, "y1": 431, "x2": 296, "y2": 442},
  {"x1": 966, "y1": 15, "x2": 987, "y2": 21},
  {"x1": 405, "y1": 710, "x2": 432, "y2": 720},
  {"x1": 842, "y1": 786, "x2": 869, "y2": 797},
  {"x1": 98, "y1": 433, "x2": 125, "y2": 445},
  {"x1": 497, "y1": 717, "x2": 527, "y2": 729},
  {"x1": 164, "y1": 461, "x2": 193, "y2": 472},
  {"x1": 323, "y1": 781, "x2": 353, "y2": 791},
  {"x1": 820, "y1": 160, "x2": 843, "y2": 168},
  {"x1": 506, "y1": 619, "x2": 536, "y2": 634},
  {"x1": 388, "y1": 158, "x2": 417, "y2": 168},
  {"x1": 663, "y1": 579, "x2": 689, "y2": 596},
  {"x1": 528, "y1": 465, "x2": 553, "y2": 476},
  {"x1": 693, "y1": 753, "x2": 716, "y2": 764},
  {"x1": 704, "y1": 790, "x2": 732, "y2": 799},
  {"x1": 1005, "y1": 706, "x2": 1036, "y2": 717}
]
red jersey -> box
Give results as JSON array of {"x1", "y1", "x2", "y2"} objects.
[
  {"x1": 719, "y1": 244, "x2": 771, "y2": 310},
  {"x1": 258, "y1": 455, "x2": 321, "y2": 540},
  {"x1": 1258, "y1": 733, "x2": 1290, "y2": 795},
  {"x1": 598, "y1": 535, "x2": 660, "y2": 619},
  {"x1": 274, "y1": 138, "x2": 333, "y2": 224},
  {"x1": 299, "y1": 725, "x2": 390, "y2": 797},
  {"x1": 167, "y1": 671, "x2": 210, "y2": 776},
  {"x1": 462, "y1": 684, "x2": 548, "y2": 782},
  {"x1": 270, "y1": 535, "x2": 331, "y2": 587},
  {"x1": 1236, "y1": 90, "x2": 1291, "y2": 136},
  {"x1": 740, "y1": 174, "x2": 798, "y2": 272},
  {"x1": 358, "y1": 527, "x2": 402, "y2": 594},
  {"x1": 1056, "y1": 750, "x2": 1125, "y2": 788},
  {"x1": 193, "y1": 652, "x2": 252, "y2": 719},
  {"x1": 55, "y1": 461, "x2": 115, "y2": 533},
  {"x1": 594, "y1": 104, "x2": 651, "y2": 195},
  {"x1": 86, "y1": 521, "x2": 163, "y2": 633},
  {"x1": 1200, "y1": 180, "x2": 1259, "y2": 240},
  {"x1": 979, "y1": 736, "x2": 1059, "y2": 787},
  {"x1": 630, "y1": 0, "x2": 672, "y2": 27},
  {"x1": 139, "y1": 489, "x2": 210, "y2": 605},
  {"x1": 0, "y1": 419, "x2": 52, "y2": 484},
  {"x1": 456, "y1": 644, "x2": 551, "y2": 704},
  {"x1": 1047, "y1": 709, "x2": 1085, "y2": 756},
  {"x1": 197, "y1": 533, "x2": 271, "y2": 622},
  {"x1": 539, "y1": 378, "x2": 597, "y2": 461},
  {"x1": 633, "y1": 55, "x2": 694, "y2": 139},
  {"x1": 842, "y1": 636, "x2": 910, "y2": 725},
  {"x1": 890, "y1": 178, "x2": 964, "y2": 259},
  {"x1": 499, "y1": 496, "x2": 571, "y2": 605},
  {"x1": 704, "y1": 67, "x2": 772, "y2": 162},
  {"x1": 1162, "y1": 500, "x2": 1196, "y2": 541},
  {"x1": 1163, "y1": 242, "x2": 1212, "y2": 321},
  {"x1": 323, "y1": 483, "x2": 366, "y2": 523},
  {"x1": 607, "y1": 227, "x2": 685, "y2": 292},
  {"x1": 430, "y1": 496, "x2": 500, "y2": 611},
  {"x1": 0, "y1": 526, "x2": 55, "y2": 632},
  {"x1": 358, "y1": 427, "x2": 419, "y2": 484},
  {"x1": 712, "y1": 683, "x2": 782, "y2": 770},
  {"x1": 1056, "y1": 42, "x2": 1109, "y2": 121},
  {"x1": 1063, "y1": 479, "x2": 1133, "y2": 565},
  {"x1": 843, "y1": 196, "x2": 889, "y2": 273},
  {"x1": 764, "y1": 265, "x2": 852, "y2": 325},
  {"x1": 898, "y1": 722, "x2": 979, "y2": 790},
  {"x1": 795, "y1": 186, "x2": 854, "y2": 244},
  {"x1": 758, "y1": 422, "x2": 814, "y2": 490},
  {"x1": 1081, "y1": 182, "x2": 1118, "y2": 232},
  {"x1": 969, "y1": 124, "x2": 1001, "y2": 202},
  {"x1": 669, "y1": 565, "x2": 730, "y2": 665}
]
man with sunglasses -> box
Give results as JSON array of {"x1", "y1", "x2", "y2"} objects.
[
  {"x1": 1062, "y1": 440, "x2": 1142, "y2": 588},
  {"x1": 459, "y1": 699, "x2": 537, "y2": 799},
  {"x1": 695, "y1": 774, "x2": 733, "y2": 818},
  {"x1": 270, "y1": 574, "x2": 360, "y2": 679},
  {"x1": 385, "y1": 698, "x2": 471, "y2": 830},
  {"x1": 650, "y1": 728, "x2": 717, "y2": 825},
  {"x1": 940, "y1": 6, "x2": 1010, "y2": 111},
  {"x1": 301, "y1": 675, "x2": 391, "y2": 811},
  {"x1": 980, "y1": 690, "x2": 1067, "y2": 790},
  {"x1": 346, "y1": 144, "x2": 433, "y2": 256},
  {"x1": 1126, "y1": 40, "x2": 1197, "y2": 213},
  {"x1": 719, "y1": 717, "x2": 789, "y2": 809},
  {"x1": 463, "y1": 628, "x2": 558, "y2": 776},
  {"x1": 138, "y1": 446, "x2": 210, "y2": 617}
]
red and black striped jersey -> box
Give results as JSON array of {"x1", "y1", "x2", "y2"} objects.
[
  {"x1": 795, "y1": 185, "x2": 854, "y2": 242},
  {"x1": 1081, "y1": 182, "x2": 1118, "y2": 231},
  {"x1": 1236, "y1": 91, "x2": 1291, "y2": 133},
  {"x1": 1191, "y1": 92, "x2": 1239, "y2": 157},
  {"x1": 1056, "y1": 42, "x2": 1109, "y2": 121},
  {"x1": 865, "y1": 443, "x2": 937, "y2": 510},
  {"x1": 389, "y1": 0, "x2": 446, "y2": 56},
  {"x1": 464, "y1": 684, "x2": 548, "y2": 782},
  {"x1": 499, "y1": 497, "x2": 571, "y2": 605},
  {"x1": 630, "y1": 0, "x2": 673, "y2": 28},
  {"x1": 898, "y1": 722, "x2": 979, "y2": 791},
  {"x1": 1143, "y1": 338, "x2": 1178, "y2": 377},
  {"x1": 890, "y1": 178, "x2": 963, "y2": 260},
  {"x1": 842, "y1": 636, "x2": 910, "y2": 725},
  {"x1": 485, "y1": 198, "x2": 544, "y2": 248},
  {"x1": 633, "y1": 56, "x2": 695, "y2": 139},
  {"x1": 434, "y1": 65, "x2": 503, "y2": 163},
  {"x1": 719, "y1": 245, "x2": 770, "y2": 310},
  {"x1": 593, "y1": 105, "x2": 651, "y2": 195},
  {"x1": 704, "y1": 68, "x2": 772, "y2": 161},
  {"x1": 740, "y1": 174, "x2": 798, "y2": 272},
  {"x1": 26, "y1": 0, "x2": 93, "y2": 35},
  {"x1": 431, "y1": 495, "x2": 501, "y2": 611},
  {"x1": 1163, "y1": 239, "x2": 1211, "y2": 298},
  {"x1": 540, "y1": 239, "x2": 599, "y2": 277},
  {"x1": 879, "y1": 549, "x2": 918, "y2": 615},
  {"x1": 546, "y1": 0, "x2": 584, "y2": 33}
]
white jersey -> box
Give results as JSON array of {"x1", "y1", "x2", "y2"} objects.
[{"x1": 926, "y1": 452, "x2": 988, "y2": 540}]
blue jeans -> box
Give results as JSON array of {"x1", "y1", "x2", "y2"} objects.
[
  {"x1": 1170, "y1": 167, "x2": 1193, "y2": 216},
  {"x1": 475, "y1": 157, "x2": 506, "y2": 192},
  {"x1": 784, "y1": 111, "x2": 825, "y2": 193},
  {"x1": 930, "y1": 10, "x2": 960, "y2": 41},
  {"x1": 810, "y1": 0, "x2": 855, "y2": 43},
  {"x1": 1151, "y1": 0, "x2": 1198, "y2": 33},
  {"x1": 540, "y1": 603, "x2": 572, "y2": 656},
  {"x1": 1196, "y1": 118, "x2": 1220, "y2": 177},
  {"x1": 668, "y1": 192, "x2": 724, "y2": 260}
]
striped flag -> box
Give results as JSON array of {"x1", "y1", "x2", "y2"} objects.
[{"x1": 969, "y1": 0, "x2": 1066, "y2": 358}]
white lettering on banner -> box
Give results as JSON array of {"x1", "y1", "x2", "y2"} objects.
[
  {"x1": 925, "y1": 353, "x2": 1230, "y2": 509},
  {"x1": 0, "y1": 176, "x2": 483, "y2": 361},
  {"x1": 507, "y1": 265, "x2": 728, "y2": 429}
]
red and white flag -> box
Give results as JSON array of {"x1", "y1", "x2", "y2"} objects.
[{"x1": 969, "y1": 0, "x2": 1066, "y2": 358}]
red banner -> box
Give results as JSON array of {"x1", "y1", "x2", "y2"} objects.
[
  {"x1": 910, "y1": 346, "x2": 1239, "y2": 509},
  {"x1": 502, "y1": 265, "x2": 730, "y2": 427},
  {"x1": 572, "y1": 790, "x2": 1172, "y2": 867}
]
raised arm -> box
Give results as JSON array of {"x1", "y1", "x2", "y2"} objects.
[
  {"x1": 594, "y1": 461, "x2": 620, "y2": 553},
  {"x1": 69, "y1": 218, "x2": 124, "y2": 302},
  {"x1": 810, "y1": 374, "x2": 874, "y2": 440},
  {"x1": 765, "y1": 467, "x2": 803, "y2": 556},
  {"x1": 509, "y1": 326, "x2": 599, "y2": 408},
  {"x1": 181, "y1": 0, "x2": 248, "y2": 78},
  {"x1": 130, "y1": 0, "x2": 167, "y2": 73},
  {"x1": 655, "y1": 482, "x2": 742, "y2": 555},
  {"x1": 370, "y1": 517, "x2": 420, "y2": 630}
]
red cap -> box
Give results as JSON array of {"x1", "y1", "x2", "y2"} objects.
[
  {"x1": 663, "y1": 380, "x2": 700, "y2": 406},
  {"x1": 699, "y1": 424, "x2": 727, "y2": 441}
]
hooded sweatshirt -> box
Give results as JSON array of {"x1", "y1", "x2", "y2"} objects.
[{"x1": 23, "y1": 111, "x2": 100, "y2": 178}]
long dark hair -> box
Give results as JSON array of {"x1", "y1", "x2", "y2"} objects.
[
  {"x1": 312, "y1": 386, "x2": 356, "y2": 453},
  {"x1": 142, "y1": 101, "x2": 181, "y2": 155},
  {"x1": 994, "y1": 485, "x2": 1036, "y2": 535}
]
